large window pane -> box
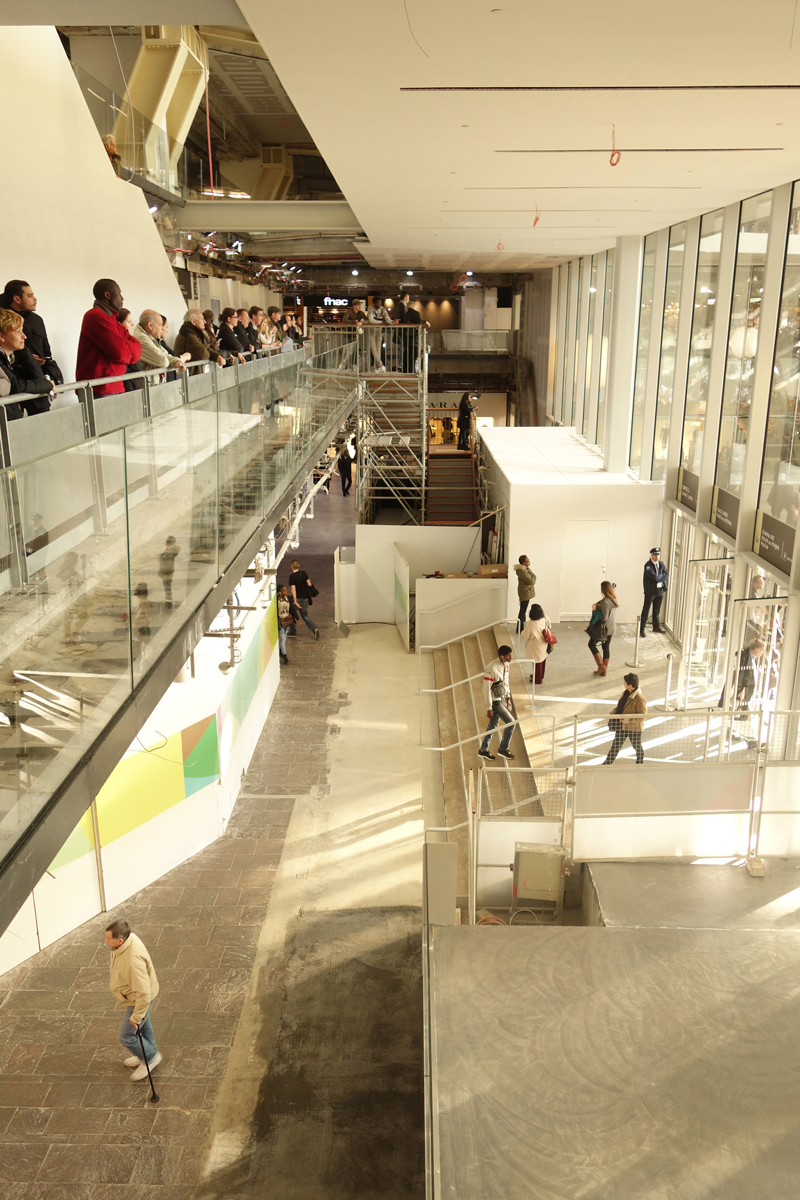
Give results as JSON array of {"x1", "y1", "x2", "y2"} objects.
[
  {"x1": 595, "y1": 249, "x2": 614, "y2": 448},
  {"x1": 679, "y1": 209, "x2": 725, "y2": 509},
  {"x1": 629, "y1": 233, "x2": 658, "y2": 476},
  {"x1": 713, "y1": 192, "x2": 773, "y2": 537},
  {"x1": 756, "y1": 182, "x2": 800, "y2": 572},
  {"x1": 581, "y1": 256, "x2": 598, "y2": 438},
  {"x1": 652, "y1": 223, "x2": 686, "y2": 482}
]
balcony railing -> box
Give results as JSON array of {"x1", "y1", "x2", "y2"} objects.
[{"x1": 0, "y1": 337, "x2": 359, "y2": 873}]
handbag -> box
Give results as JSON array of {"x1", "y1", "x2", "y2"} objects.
[
  {"x1": 279, "y1": 614, "x2": 294, "y2": 628},
  {"x1": 585, "y1": 609, "x2": 607, "y2": 640},
  {"x1": 308, "y1": 584, "x2": 319, "y2": 598},
  {"x1": 542, "y1": 623, "x2": 557, "y2": 646}
]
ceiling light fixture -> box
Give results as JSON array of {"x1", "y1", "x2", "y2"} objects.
[
  {"x1": 466, "y1": 270, "x2": 473, "y2": 276},
  {"x1": 352, "y1": 269, "x2": 359, "y2": 276},
  {"x1": 148, "y1": 205, "x2": 158, "y2": 214},
  {"x1": 406, "y1": 270, "x2": 414, "y2": 276}
]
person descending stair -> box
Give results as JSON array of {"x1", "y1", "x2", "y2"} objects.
[{"x1": 478, "y1": 645, "x2": 515, "y2": 761}]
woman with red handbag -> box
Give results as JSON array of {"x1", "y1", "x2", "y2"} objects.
[{"x1": 521, "y1": 603, "x2": 557, "y2": 685}]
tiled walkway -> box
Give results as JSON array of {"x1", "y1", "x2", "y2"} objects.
[{"x1": 0, "y1": 489, "x2": 354, "y2": 1198}]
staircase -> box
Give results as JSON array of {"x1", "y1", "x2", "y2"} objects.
[
  {"x1": 429, "y1": 623, "x2": 558, "y2": 899},
  {"x1": 425, "y1": 450, "x2": 478, "y2": 525}
]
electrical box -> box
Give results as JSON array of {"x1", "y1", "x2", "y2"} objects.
[{"x1": 512, "y1": 843, "x2": 566, "y2": 923}]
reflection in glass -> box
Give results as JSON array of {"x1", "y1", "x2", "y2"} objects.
[
  {"x1": 581, "y1": 256, "x2": 598, "y2": 439},
  {"x1": 679, "y1": 209, "x2": 725, "y2": 507},
  {"x1": 714, "y1": 193, "x2": 772, "y2": 527},
  {"x1": 595, "y1": 249, "x2": 614, "y2": 448},
  {"x1": 652, "y1": 223, "x2": 686, "y2": 482},
  {"x1": 629, "y1": 234, "x2": 657, "y2": 476},
  {"x1": 758, "y1": 182, "x2": 800, "y2": 530}
]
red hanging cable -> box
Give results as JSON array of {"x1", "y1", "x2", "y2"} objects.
[{"x1": 610, "y1": 124, "x2": 621, "y2": 167}]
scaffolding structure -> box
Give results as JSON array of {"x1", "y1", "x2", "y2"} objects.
[{"x1": 355, "y1": 330, "x2": 428, "y2": 525}]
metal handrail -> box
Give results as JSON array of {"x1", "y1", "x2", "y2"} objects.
[
  {"x1": 420, "y1": 662, "x2": 535, "y2": 696},
  {"x1": 418, "y1": 615, "x2": 512, "y2": 654}
]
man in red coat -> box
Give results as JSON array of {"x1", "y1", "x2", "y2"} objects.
[{"x1": 76, "y1": 279, "x2": 141, "y2": 396}]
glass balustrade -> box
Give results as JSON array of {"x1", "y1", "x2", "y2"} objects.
[{"x1": 0, "y1": 341, "x2": 358, "y2": 868}]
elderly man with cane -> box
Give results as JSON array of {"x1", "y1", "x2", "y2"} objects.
[{"x1": 105, "y1": 919, "x2": 162, "y2": 1082}]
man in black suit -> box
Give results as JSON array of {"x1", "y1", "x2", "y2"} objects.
[
  {"x1": 2, "y1": 279, "x2": 63, "y2": 384},
  {"x1": 640, "y1": 547, "x2": 669, "y2": 636}
]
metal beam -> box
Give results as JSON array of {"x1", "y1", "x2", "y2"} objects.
[
  {"x1": 180, "y1": 198, "x2": 362, "y2": 233},
  {"x1": 9, "y1": 2, "x2": 247, "y2": 23}
]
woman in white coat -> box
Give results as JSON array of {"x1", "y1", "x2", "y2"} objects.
[{"x1": 522, "y1": 603, "x2": 551, "y2": 685}]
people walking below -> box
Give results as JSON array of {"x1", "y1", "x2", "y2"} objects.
[
  {"x1": 521, "y1": 604, "x2": 552, "y2": 686},
  {"x1": 640, "y1": 547, "x2": 668, "y2": 636},
  {"x1": 289, "y1": 559, "x2": 320, "y2": 640},
  {"x1": 158, "y1": 536, "x2": 180, "y2": 606},
  {"x1": 277, "y1": 585, "x2": 295, "y2": 664},
  {"x1": 337, "y1": 445, "x2": 353, "y2": 496},
  {"x1": 478, "y1": 645, "x2": 515, "y2": 761},
  {"x1": 587, "y1": 580, "x2": 619, "y2": 676},
  {"x1": 105, "y1": 918, "x2": 162, "y2": 1082},
  {"x1": 604, "y1": 673, "x2": 647, "y2": 764},
  {"x1": 514, "y1": 555, "x2": 537, "y2": 631},
  {"x1": 457, "y1": 392, "x2": 478, "y2": 451}
]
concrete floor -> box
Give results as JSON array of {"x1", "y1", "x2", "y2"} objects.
[
  {"x1": 588, "y1": 857, "x2": 800, "y2": 930},
  {"x1": 432, "y1": 924, "x2": 800, "y2": 1200},
  {"x1": 0, "y1": 483, "x2": 430, "y2": 1199}
]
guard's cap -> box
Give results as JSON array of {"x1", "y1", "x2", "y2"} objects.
[{"x1": 650, "y1": 547, "x2": 661, "y2": 555}]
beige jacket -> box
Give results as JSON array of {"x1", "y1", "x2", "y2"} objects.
[
  {"x1": 133, "y1": 324, "x2": 181, "y2": 371},
  {"x1": 514, "y1": 564, "x2": 537, "y2": 600},
  {"x1": 613, "y1": 688, "x2": 647, "y2": 733},
  {"x1": 109, "y1": 932, "x2": 159, "y2": 1022},
  {"x1": 522, "y1": 616, "x2": 550, "y2": 664}
]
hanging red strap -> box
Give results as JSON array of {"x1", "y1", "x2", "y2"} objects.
[{"x1": 610, "y1": 124, "x2": 621, "y2": 167}]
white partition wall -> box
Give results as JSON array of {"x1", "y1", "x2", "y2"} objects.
[
  {"x1": 572, "y1": 763, "x2": 754, "y2": 860},
  {"x1": 416, "y1": 579, "x2": 507, "y2": 651},
  {"x1": 354, "y1": 525, "x2": 482, "y2": 623},
  {"x1": 480, "y1": 427, "x2": 664, "y2": 625}
]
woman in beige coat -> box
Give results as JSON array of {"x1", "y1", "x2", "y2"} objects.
[
  {"x1": 604, "y1": 672, "x2": 646, "y2": 764},
  {"x1": 521, "y1": 603, "x2": 551, "y2": 686}
]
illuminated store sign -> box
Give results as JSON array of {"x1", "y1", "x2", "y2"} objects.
[{"x1": 323, "y1": 297, "x2": 349, "y2": 307}]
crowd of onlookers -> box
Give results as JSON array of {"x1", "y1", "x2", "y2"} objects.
[{"x1": 0, "y1": 276, "x2": 309, "y2": 418}]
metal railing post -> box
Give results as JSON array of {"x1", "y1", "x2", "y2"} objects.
[
  {"x1": 703, "y1": 712, "x2": 712, "y2": 762},
  {"x1": 659, "y1": 653, "x2": 674, "y2": 712},
  {"x1": 626, "y1": 623, "x2": 641, "y2": 668}
]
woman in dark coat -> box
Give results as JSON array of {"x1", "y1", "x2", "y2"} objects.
[{"x1": 457, "y1": 392, "x2": 478, "y2": 451}]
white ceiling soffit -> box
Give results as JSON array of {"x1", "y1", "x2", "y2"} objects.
[
  {"x1": 236, "y1": 0, "x2": 800, "y2": 270},
  {"x1": 180, "y1": 199, "x2": 361, "y2": 234},
  {"x1": 0, "y1": 1, "x2": 247, "y2": 23}
]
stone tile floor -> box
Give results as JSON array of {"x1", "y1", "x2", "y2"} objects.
[{"x1": 0, "y1": 543, "x2": 343, "y2": 1198}]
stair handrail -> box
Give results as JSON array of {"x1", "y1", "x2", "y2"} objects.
[
  {"x1": 421, "y1": 662, "x2": 535, "y2": 695},
  {"x1": 417, "y1": 596, "x2": 508, "y2": 631}
]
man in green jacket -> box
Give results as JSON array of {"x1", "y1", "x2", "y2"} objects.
[
  {"x1": 106, "y1": 919, "x2": 162, "y2": 1082},
  {"x1": 514, "y1": 555, "x2": 537, "y2": 631}
]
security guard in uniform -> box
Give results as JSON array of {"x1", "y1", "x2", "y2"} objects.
[{"x1": 640, "y1": 547, "x2": 669, "y2": 636}]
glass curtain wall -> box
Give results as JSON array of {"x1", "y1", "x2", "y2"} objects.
[
  {"x1": 755, "y1": 182, "x2": 800, "y2": 573},
  {"x1": 595, "y1": 249, "x2": 614, "y2": 449},
  {"x1": 679, "y1": 209, "x2": 725, "y2": 510},
  {"x1": 712, "y1": 192, "x2": 773, "y2": 538},
  {"x1": 629, "y1": 234, "x2": 658, "y2": 476},
  {"x1": 652, "y1": 223, "x2": 686, "y2": 482},
  {"x1": 581, "y1": 257, "x2": 599, "y2": 438}
]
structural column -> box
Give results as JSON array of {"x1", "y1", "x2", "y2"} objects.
[{"x1": 603, "y1": 235, "x2": 643, "y2": 473}]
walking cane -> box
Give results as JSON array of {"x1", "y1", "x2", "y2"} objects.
[{"x1": 135, "y1": 1024, "x2": 160, "y2": 1103}]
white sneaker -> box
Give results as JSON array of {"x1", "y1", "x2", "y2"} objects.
[
  {"x1": 124, "y1": 1056, "x2": 141, "y2": 1068},
  {"x1": 131, "y1": 1050, "x2": 162, "y2": 1081}
]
